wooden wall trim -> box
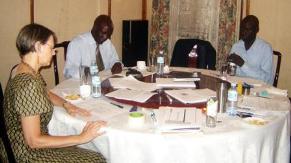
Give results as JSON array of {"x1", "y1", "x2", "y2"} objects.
[
  {"x1": 108, "y1": 0, "x2": 111, "y2": 16},
  {"x1": 142, "y1": 0, "x2": 147, "y2": 19},
  {"x1": 30, "y1": 0, "x2": 34, "y2": 23}
]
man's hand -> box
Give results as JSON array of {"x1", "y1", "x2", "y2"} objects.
[
  {"x1": 111, "y1": 62, "x2": 122, "y2": 74},
  {"x1": 227, "y1": 53, "x2": 245, "y2": 67}
]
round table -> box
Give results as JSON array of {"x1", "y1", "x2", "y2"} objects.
[{"x1": 48, "y1": 68, "x2": 290, "y2": 163}]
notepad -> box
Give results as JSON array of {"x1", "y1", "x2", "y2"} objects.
[
  {"x1": 153, "y1": 108, "x2": 204, "y2": 133},
  {"x1": 156, "y1": 78, "x2": 196, "y2": 88},
  {"x1": 165, "y1": 88, "x2": 216, "y2": 103},
  {"x1": 106, "y1": 89, "x2": 156, "y2": 103}
]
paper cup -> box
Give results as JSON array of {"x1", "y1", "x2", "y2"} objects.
[{"x1": 137, "y1": 61, "x2": 146, "y2": 71}]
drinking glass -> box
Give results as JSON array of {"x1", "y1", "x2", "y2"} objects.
[
  {"x1": 206, "y1": 97, "x2": 218, "y2": 128},
  {"x1": 220, "y1": 64, "x2": 228, "y2": 79},
  {"x1": 148, "y1": 55, "x2": 156, "y2": 72},
  {"x1": 79, "y1": 66, "x2": 91, "y2": 98}
]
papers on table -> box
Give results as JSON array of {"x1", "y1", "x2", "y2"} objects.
[
  {"x1": 153, "y1": 107, "x2": 205, "y2": 133},
  {"x1": 105, "y1": 89, "x2": 156, "y2": 103},
  {"x1": 238, "y1": 95, "x2": 290, "y2": 111},
  {"x1": 109, "y1": 75, "x2": 157, "y2": 91},
  {"x1": 173, "y1": 78, "x2": 200, "y2": 82},
  {"x1": 165, "y1": 88, "x2": 216, "y2": 103},
  {"x1": 76, "y1": 98, "x2": 127, "y2": 121},
  {"x1": 156, "y1": 78, "x2": 196, "y2": 88}
]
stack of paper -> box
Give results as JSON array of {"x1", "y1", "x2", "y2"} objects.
[
  {"x1": 105, "y1": 89, "x2": 156, "y2": 103},
  {"x1": 109, "y1": 76, "x2": 157, "y2": 91},
  {"x1": 165, "y1": 89, "x2": 216, "y2": 103},
  {"x1": 156, "y1": 78, "x2": 196, "y2": 88},
  {"x1": 152, "y1": 108, "x2": 204, "y2": 133},
  {"x1": 239, "y1": 95, "x2": 290, "y2": 111},
  {"x1": 76, "y1": 99, "x2": 127, "y2": 121}
]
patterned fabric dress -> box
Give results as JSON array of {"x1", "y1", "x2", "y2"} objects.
[{"x1": 3, "y1": 73, "x2": 106, "y2": 163}]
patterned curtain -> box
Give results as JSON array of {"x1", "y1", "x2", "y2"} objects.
[
  {"x1": 217, "y1": 0, "x2": 240, "y2": 69},
  {"x1": 149, "y1": 0, "x2": 240, "y2": 69},
  {"x1": 149, "y1": 0, "x2": 170, "y2": 59}
]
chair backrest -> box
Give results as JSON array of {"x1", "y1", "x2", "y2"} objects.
[
  {"x1": 272, "y1": 51, "x2": 282, "y2": 87},
  {"x1": 170, "y1": 39, "x2": 216, "y2": 70},
  {"x1": 0, "y1": 82, "x2": 16, "y2": 162},
  {"x1": 53, "y1": 41, "x2": 70, "y2": 85}
]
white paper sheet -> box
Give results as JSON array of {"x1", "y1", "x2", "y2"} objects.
[
  {"x1": 238, "y1": 95, "x2": 290, "y2": 111},
  {"x1": 76, "y1": 99, "x2": 127, "y2": 121},
  {"x1": 105, "y1": 89, "x2": 156, "y2": 103},
  {"x1": 152, "y1": 108, "x2": 204, "y2": 133},
  {"x1": 165, "y1": 88, "x2": 216, "y2": 103},
  {"x1": 156, "y1": 78, "x2": 196, "y2": 88},
  {"x1": 109, "y1": 76, "x2": 157, "y2": 91}
]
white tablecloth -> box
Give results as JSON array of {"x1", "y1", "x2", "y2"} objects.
[{"x1": 48, "y1": 69, "x2": 290, "y2": 163}]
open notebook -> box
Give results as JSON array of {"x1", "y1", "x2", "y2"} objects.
[{"x1": 152, "y1": 107, "x2": 205, "y2": 133}]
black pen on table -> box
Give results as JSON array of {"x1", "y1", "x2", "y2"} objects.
[{"x1": 110, "y1": 102, "x2": 123, "y2": 109}]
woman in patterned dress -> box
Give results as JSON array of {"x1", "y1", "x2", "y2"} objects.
[{"x1": 3, "y1": 24, "x2": 107, "y2": 162}]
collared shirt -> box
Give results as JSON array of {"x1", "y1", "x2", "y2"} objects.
[
  {"x1": 230, "y1": 37, "x2": 273, "y2": 85},
  {"x1": 64, "y1": 32, "x2": 119, "y2": 79}
]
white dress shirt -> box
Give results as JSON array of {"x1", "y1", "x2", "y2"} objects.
[
  {"x1": 64, "y1": 32, "x2": 119, "y2": 79},
  {"x1": 230, "y1": 37, "x2": 273, "y2": 85}
]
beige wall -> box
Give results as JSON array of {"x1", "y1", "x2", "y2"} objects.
[
  {"x1": 0, "y1": 0, "x2": 146, "y2": 90},
  {"x1": 250, "y1": 0, "x2": 291, "y2": 96},
  {"x1": 34, "y1": 0, "x2": 101, "y2": 89},
  {"x1": 0, "y1": 0, "x2": 30, "y2": 88}
]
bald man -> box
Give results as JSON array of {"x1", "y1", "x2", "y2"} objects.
[{"x1": 228, "y1": 15, "x2": 273, "y2": 85}]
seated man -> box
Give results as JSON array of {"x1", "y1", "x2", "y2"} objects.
[
  {"x1": 64, "y1": 15, "x2": 122, "y2": 78},
  {"x1": 228, "y1": 15, "x2": 273, "y2": 85}
]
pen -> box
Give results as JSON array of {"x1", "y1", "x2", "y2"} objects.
[
  {"x1": 110, "y1": 102, "x2": 123, "y2": 108},
  {"x1": 171, "y1": 127, "x2": 200, "y2": 131}
]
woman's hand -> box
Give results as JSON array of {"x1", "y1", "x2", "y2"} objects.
[
  {"x1": 63, "y1": 102, "x2": 91, "y2": 117},
  {"x1": 80, "y1": 121, "x2": 107, "y2": 143}
]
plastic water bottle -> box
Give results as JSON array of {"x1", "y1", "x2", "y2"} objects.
[
  {"x1": 226, "y1": 83, "x2": 238, "y2": 116},
  {"x1": 156, "y1": 50, "x2": 164, "y2": 76},
  {"x1": 188, "y1": 44, "x2": 198, "y2": 67},
  {"x1": 90, "y1": 61, "x2": 101, "y2": 98}
]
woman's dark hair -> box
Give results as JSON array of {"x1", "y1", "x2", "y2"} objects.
[
  {"x1": 16, "y1": 23, "x2": 57, "y2": 56},
  {"x1": 91, "y1": 15, "x2": 114, "y2": 39}
]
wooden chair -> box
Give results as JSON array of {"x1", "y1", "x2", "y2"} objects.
[
  {"x1": 0, "y1": 82, "x2": 16, "y2": 163},
  {"x1": 273, "y1": 51, "x2": 282, "y2": 87},
  {"x1": 53, "y1": 41, "x2": 70, "y2": 85},
  {"x1": 170, "y1": 39, "x2": 216, "y2": 70}
]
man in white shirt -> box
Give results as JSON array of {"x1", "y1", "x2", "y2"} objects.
[
  {"x1": 228, "y1": 15, "x2": 273, "y2": 85},
  {"x1": 64, "y1": 15, "x2": 122, "y2": 79}
]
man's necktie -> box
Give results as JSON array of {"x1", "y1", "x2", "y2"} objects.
[{"x1": 96, "y1": 44, "x2": 104, "y2": 71}]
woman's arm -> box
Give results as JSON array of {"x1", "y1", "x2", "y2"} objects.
[
  {"x1": 21, "y1": 115, "x2": 106, "y2": 149},
  {"x1": 48, "y1": 91, "x2": 90, "y2": 116}
]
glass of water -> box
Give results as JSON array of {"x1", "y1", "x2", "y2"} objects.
[{"x1": 79, "y1": 66, "x2": 91, "y2": 98}]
